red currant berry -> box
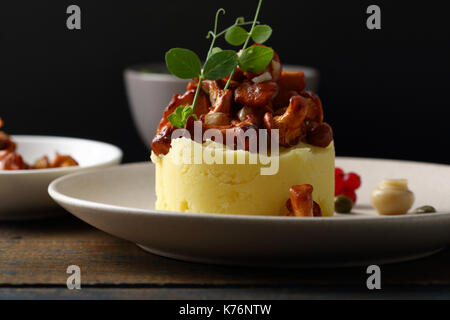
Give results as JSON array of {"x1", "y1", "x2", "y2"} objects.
[
  {"x1": 342, "y1": 188, "x2": 357, "y2": 203},
  {"x1": 334, "y1": 167, "x2": 345, "y2": 196},
  {"x1": 343, "y1": 172, "x2": 361, "y2": 190},
  {"x1": 334, "y1": 168, "x2": 344, "y2": 196},
  {"x1": 335, "y1": 167, "x2": 344, "y2": 178},
  {"x1": 335, "y1": 180, "x2": 343, "y2": 196}
]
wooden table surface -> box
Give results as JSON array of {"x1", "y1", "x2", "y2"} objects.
[{"x1": 0, "y1": 214, "x2": 449, "y2": 299}]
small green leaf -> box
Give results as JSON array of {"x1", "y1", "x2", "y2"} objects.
[
  {"x1": 225, "y1": 25, "x2": 248, "y2": 46},
  {"x1": 168, "y1": 105, "x2": 198, "y2": 128},
  {"x1": 210, "y1": 47, "x2": 222, "y2": 55},
  {"x1": 182, "y1": 105, "x2": 194, "y2": 119},
  {"x1": 251, "y1": 24, "x2": 272, "y2": 44},
  {"x1": 203, "y1": 50, "x2": 238, "y2": 80},
  {"x1": 175, "y1": 104, "x2": 184, "y2": 118},
  {"x1": 238, "y1": 46, "x2": 274, "y2": 73},
  {"x1": 165, "y1": 48, "x2": 202, "y2": 79},
  {"x1": 168, "y1": 113, "x2": 182, "y2": 128}
]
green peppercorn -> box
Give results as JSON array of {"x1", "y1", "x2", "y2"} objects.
[
  {"x1": 414, "y1": 205, "x2": 436, "y2": 214},
  {"x1": 335, "y1": 195, "x2": 353, "y2": 213}
]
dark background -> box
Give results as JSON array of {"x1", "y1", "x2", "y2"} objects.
[{"x1": 1, "y1": 0, "x2": 449, "y2": 163}]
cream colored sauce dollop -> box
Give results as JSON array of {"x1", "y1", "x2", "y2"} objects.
[{"x1": 371, "y1": 179, "x2": 414, "y2": 215}]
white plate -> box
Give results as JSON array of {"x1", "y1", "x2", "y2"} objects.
[
  {"x1": 48, "y1": 158, "x2": 450, "y2": 267},
  {"x1": 0, "y1": 136, "x2": 122, "y2": 220}
]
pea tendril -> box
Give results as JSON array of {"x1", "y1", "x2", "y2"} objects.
[
  {"x1": 164, "y1": 0, "x2": 273, "y2": 128},
  {"x1": 224, "y1": 0, "x2": 263, "y2": 90}
]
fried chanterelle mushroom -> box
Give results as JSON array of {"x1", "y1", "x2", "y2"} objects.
[
  {"x1": 286, "y1": 184, "x2": 322, "y2": 217},
  {"x1": 0, "y1": 117, "x2": 27, "y2": 170},
  {"x1": 0, "y1": 118, "x2": 17, "y2": 153}
]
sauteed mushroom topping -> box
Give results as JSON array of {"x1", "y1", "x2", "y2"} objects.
[{"x1": 152, "y1": 46, "x2": 333, "y2": 156}]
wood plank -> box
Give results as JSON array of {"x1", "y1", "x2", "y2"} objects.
[
  {"x1": 0, "y1": 215, "x2": 449, "y2": 286},
  {"x1": 1, "y1": 286, "x2": 450, "y2": 300}
]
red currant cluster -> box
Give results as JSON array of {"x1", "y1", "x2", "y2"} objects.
[{"x1": 335, "y1": 168, "x2": 361, "y2": 203}]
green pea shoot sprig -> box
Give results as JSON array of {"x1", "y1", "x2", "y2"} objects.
[{"x1": 165, "y1": 0, "x2": 273, "y2": 128}]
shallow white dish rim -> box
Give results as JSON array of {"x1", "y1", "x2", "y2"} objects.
[
  {"x1": 1, "y1": 135, "x2": 123, "y2": 175},
  {"x1": 48, "y1": 158, "x2": 450, "y2": 222}
]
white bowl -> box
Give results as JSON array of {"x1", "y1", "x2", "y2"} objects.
[
  {"x1": 124, "y1": 63, "x2": 319, "y2": 147},
  {"x1": 0, "y1": 135, "x2": 122, "y2": 220}
]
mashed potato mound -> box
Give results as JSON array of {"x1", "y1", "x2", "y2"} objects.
[{"x1": 151, "y1": 137, "x2": 335, "y2": 216}]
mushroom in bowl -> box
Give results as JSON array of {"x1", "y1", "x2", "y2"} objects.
[{"x1": 0, "y1": 119, "x2": 123, "y2": 220}]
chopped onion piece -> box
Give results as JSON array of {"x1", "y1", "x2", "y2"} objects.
[
  {"x1": 271, "y1": 60, "x2": 281, "y2": 79},
  {"x1": 252, "y1": 71, "x2": 272, "y2": 84}
]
